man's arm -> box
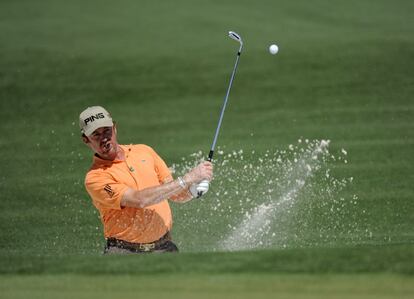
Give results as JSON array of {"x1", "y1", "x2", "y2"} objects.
[
  {"x1": 121, "y1": 161, "x2": 213, "y2": 208},
  {"x1": 121, "y1": 178, "x2": 189, "y2": 208}
]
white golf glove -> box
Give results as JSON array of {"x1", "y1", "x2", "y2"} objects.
[{"x1": 189, "y1": 179, "x2": 210, "y2": 198}]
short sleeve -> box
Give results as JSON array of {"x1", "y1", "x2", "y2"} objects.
[
  {"x1": 85, "y1": 172, "x2": 128, "y2": 210},
  {"x1": 145, "y1": 146, "x2": 172, "y2": 183}
]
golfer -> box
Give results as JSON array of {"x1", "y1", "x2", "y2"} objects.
[{"x1": 79, "y1": 106, "x2": 213, "y2": 254}]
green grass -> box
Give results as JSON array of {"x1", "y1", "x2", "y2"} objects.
[
  {"x1": 0, "y1": 0, "x2": 413, "y2": 297},
  {"x1": 2, "y1": 274, "x2": 413, "y2": 299},
  {"x1": 1, "y1": 245, "x2": 413, "y2": 275}
]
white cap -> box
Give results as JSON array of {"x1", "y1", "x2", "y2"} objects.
[{"x1": 79, "y1": 106, "x2": 113, "y2": 136}]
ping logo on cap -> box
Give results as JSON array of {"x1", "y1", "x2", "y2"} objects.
[{"x1": 84, "y1": 112, "x2": 105, "y2": 125}]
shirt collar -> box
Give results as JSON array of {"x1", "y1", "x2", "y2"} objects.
[{"x1": 92, "y1": 144, "x2": 132, "y2": 166}]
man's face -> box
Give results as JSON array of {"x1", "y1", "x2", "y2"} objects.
[{"x1": 82, "y1": 125, "x2": 119, "y2": 160}]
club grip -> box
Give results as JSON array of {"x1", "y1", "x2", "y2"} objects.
[{"x1": 208, "y1": 150, "x2": 214, "y2": 162}]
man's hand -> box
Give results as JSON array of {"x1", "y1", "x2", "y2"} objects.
[
  {"x1": 184, "y1": 161, "x2": 212, "y2": 199},
  {"x1": 189, "y1": 180, "x2": 210, "y2": 198},
  {"x1": 183, "y1": 161, "x2": 213, "y2": 185}
]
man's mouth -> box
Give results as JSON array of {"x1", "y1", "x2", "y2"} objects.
[{"x1": 102, "y1": 142, "x2": 112, "y2": 153}]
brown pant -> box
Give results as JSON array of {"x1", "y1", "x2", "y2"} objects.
[
  {"x1": 104, "y1": 233, "x2": 179, "y2": 254},
  {"x1": 105, "y1": 241, "x2": 178, "y2": 254}
]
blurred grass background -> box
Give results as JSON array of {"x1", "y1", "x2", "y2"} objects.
[{"x1": 0, "y1": 0, "x2": 413, "y2": 297}]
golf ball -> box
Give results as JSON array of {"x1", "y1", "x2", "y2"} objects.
[{"x1": 269, "y1": 44, "x2": 279, "y2": 55}]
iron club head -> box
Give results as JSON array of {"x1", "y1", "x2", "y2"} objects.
[
  {"x1": 228, "y1": 31, "x2": 242, "y2": 44},
  {"x1": 228, "y1": 31, "x2": 243, "y2": 53}
]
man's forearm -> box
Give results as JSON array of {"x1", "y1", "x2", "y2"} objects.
[
  {"x1": 163, "y1": 177, "x2": 193, "y2": 203},
  {"x1": 170, "y1": 189, "x2": 193, "y2": 203},
  {"x1": 121, "y1": 178, "x2": 188, "y2": 208}
]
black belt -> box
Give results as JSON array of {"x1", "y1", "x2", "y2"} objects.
[{"x1": 106, "y1": 232, "x2": 172, "y2": 253}]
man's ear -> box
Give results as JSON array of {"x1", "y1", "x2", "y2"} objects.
[
  {"x1": 113, "y1": 122, "x2": 117, "y2": 134},
  {"x1": 81, "y1": 134, "x2": 89, "y2": 144}
]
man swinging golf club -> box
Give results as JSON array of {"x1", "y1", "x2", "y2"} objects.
[
  {"x1": 80, "y1": 31, "x2": 242, "y2": 254},
  {"x1": 80, "y1": 106, "x2": 212, "y2": 254}
]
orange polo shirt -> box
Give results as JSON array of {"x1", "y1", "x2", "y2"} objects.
[{"x1": 85, "y1": 144, "x2": 173, "y2": 243}]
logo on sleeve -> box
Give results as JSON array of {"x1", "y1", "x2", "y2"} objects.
[{"x1": 104, "y1": 184, "x2": 114, "y2": 197}]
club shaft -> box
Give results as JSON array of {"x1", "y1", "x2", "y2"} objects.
[{"x1": 208, "y1": 50, "x2": 241, "y2": 161}]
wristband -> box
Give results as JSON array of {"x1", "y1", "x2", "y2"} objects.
[{"x1": 177, "y1": 177, "x2": 187, "y2": 189}]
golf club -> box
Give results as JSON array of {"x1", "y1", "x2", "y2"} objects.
[{"x1": 197, "y1": 31, "x2": 243, "y2": 197}]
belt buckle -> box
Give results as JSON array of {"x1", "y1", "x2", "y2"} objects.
[{"x1": 139, "y1": 243, "x2": 155, "y2": 252}]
